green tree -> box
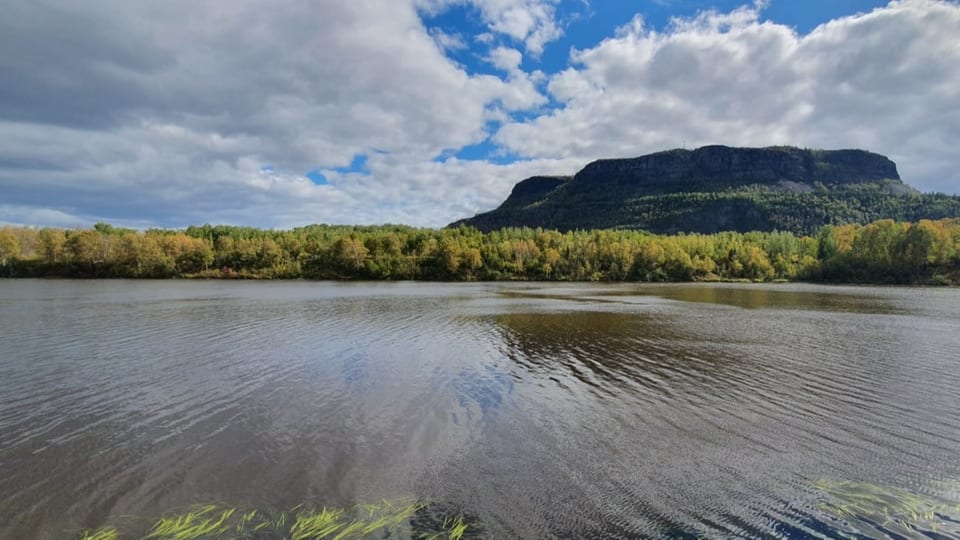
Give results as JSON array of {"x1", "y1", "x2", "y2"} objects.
[
  {"x1": 37, "y1": 228, "x2": 66, "y2": 266},
  {"x1": 333, "y1": 236, "x2": 369, "y2": 274},
  {"x1": 0, "y1": 228, "x2": 21, "y2": 275}
]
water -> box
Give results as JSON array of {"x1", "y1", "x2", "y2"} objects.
[{"x1": 1, "y1": 280, "x2": 959, "y2": 538}]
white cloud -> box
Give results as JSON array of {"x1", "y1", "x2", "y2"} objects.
[
  {"x1": 486, "y1": 46, "x2": 548, "y2": 111},
  {"x1": 489, "y1": 46, "x2": 524, "y2": 71},
  {"x1": 479, "y1": 0, "x2": 563, "y2": 55},
  {"x1": 430, "y1": 27, "x2": 468, "y2": 51},
  {"x1": 475, "y1": 32, "x2": 496, "y2": 44},
  {"x1": 0, "y1": 205, "x2": 100, "y2": 229},
  {"x1": 2, "y1": 0, "x2": 959, "y2": 230},
  {"x1": 495, "y1": 0, "x2": 960, "y2": 193},
  {"x1": 314, "y1": 154, "x2": 583, "y2": 226},
  {"x1": 0, "y1": 0, "x2": 556, "y2": 228},
  {"x1": 417, "y1": 0, "x2": 563, "y2": 55}
]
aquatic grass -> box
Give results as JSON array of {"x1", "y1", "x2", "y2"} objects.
[
  {"x1": 289, "y1": 507, "x2": 345, "y2": 539},
  {"x1": 291, "y1": 500, "x2": 425, "y2": 540},
  {"x1": 234, "y1": 510, "x2": 258, "y2": 535},
  {"x1": 143, "y1": 505, "x2": 236, "y2": 540},
  {"x1": 78, "y1": 528, "x2": 119, "y2": 540},
  {"x1": 443, "y1": 517, "x2": 468, "y2": 540},
  {"x1": 419, "y1": 516, "x2": 468, "y2": 540},
  {"x1": 338, "y1": 500, "x2": 423, "y2": 538},
  {"x1": 77, "y1": 499, "x2": 471, "y2": 540},
  {"x1": 813, "y1": 479, "x2": 960, "y2": 536}
]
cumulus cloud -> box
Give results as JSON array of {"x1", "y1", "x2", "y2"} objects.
[
  {"x1": 0, "y1": 115, "x2": 577, "y2": 229},
  {"x1": 430, "y1": 28, "x2": 469, "y2": 51},
  {"x1": 495, "y1": 0, "x2": 960, "y2": 193},
  {"x1": 2, "y1": 0, "x2": 959, "y2": 230},
  {"x1": 418, "y1": 0, "x2": 563, "y2": 55},
  {"x1": 0, "y1": 0, "x2": 556, "y2": 228},
  {"x1": 489, "y1": 46, "x2": 525, "y2": 72},
  {"x1": 485, "y1": 47, "x2": 548, "y2": 111}
]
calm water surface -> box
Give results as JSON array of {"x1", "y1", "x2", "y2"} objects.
[{"x1": 2, "y1": 280, "x2": 960, "y2": 538}]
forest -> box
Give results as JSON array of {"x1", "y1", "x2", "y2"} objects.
[
  {"x1": 457, "y1": 181, "x2": 960, "y2": 235},
  {"x1": 0, "y1": 219, "x2": 958, "y2": 285}
]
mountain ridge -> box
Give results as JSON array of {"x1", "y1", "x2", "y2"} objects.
[{"x1": 453, "y1": 145, "x2": 959, "y2": 235}]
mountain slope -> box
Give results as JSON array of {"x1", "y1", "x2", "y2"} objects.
[{"x1": 453, "y1": 146, "x2": 960, "y2": 235}]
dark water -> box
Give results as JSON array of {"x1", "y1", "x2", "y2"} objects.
[{"x1": 2, "y1": 280, "x2": 960, "y2": 539}]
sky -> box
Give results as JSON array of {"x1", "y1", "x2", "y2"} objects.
[{"x1": 1, "y1": 0, "x2": 958, "y2": 229}]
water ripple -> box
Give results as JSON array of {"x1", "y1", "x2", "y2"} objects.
[{"x1": 2, "y1": 281, "x2": 960, "y2": 538}]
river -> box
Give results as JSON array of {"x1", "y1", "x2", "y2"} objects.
[{"x1": 1, "y1": 280, "x2": 959, "y2": 538}]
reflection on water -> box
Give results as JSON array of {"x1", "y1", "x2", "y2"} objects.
[
  {"x1": 1, "y1": 280, "x2": 959, "y2": 538},
  {"x1": 621, "y1": 282, "x2": 908, "y2": 313}
]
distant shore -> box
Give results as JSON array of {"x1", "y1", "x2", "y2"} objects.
[{"x1": 1, "y1": 219, "x2": 958, "y2": 285}]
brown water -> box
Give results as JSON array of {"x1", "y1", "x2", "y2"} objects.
[{"x1": 1, "y1": 280, "x2": 959, "y2": 538}]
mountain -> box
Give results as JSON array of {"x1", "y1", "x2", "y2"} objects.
[{"x1": 452, "y1": 145, "x2": 960, "y2": 235}]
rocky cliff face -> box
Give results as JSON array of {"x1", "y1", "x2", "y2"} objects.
[
  {"x1": 452, "y1": 146, "x2": 958, "y2": 234},
  {"x1": 561, "y1": 146, "x2": 899, "y2": 196}
]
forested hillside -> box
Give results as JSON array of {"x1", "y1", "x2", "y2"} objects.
[
  {"x1": 1, "y1": 219, "x2": 959, "y2": 284},
  {"x1": 454, "y1": 146, "x2": 960, "y2": 234}
]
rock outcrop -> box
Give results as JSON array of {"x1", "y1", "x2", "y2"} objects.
[{"x1": 452, "y1": 146, "x2": 958, "y2": 235}]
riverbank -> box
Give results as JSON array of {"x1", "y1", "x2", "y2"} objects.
[{"x1": 1, "y1": 219, "x2": 958, "y2": 284}]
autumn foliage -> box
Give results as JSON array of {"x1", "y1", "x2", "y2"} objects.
[{"x1": 1, "y1": 219, "x2": 958, "y2": 284}]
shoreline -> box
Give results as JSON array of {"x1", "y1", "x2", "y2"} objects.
[{"x1": 2, "y1": 219, "x2": 958, "y2": 285}]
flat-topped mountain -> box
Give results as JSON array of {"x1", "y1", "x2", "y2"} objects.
[{"x1": 453, "y1": 145, "x2": 960, "y2": 234}]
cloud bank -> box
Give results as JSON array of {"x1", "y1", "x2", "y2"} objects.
[
  {"x1": 497, "y1": 1, "x2": 960, "y2": 186},
  {"x1": 0, "y1": 0, "x2": 957, "y2": 228}
]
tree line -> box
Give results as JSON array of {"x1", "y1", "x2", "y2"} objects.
[{"x1": 0, "y1": 219, "x2": 958, "y2": 284}]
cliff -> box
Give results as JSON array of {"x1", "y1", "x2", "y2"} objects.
[{"x1": 452, "y1": 146, "x2": 959, "y2": 235}]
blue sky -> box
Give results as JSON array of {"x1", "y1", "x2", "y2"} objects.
[
  {"x1": 0, "y1": 0, "x2": 956, "y2": 228},
  {"x1": 414, "y1": 0, "x2": 893, "y2": 174},
  {"x1": 429, "y1": 1, "x2": 891, "y2": 75}
]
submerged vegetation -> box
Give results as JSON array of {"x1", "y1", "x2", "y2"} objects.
[
  {"x1": 75, "y1": 500, "x2": 473, "y2": 540},
  {"x1": 73, "y1": 482, "x2": 960, "y2": 538},
  {"x1": 1, "y1": 218, "x2": 959, "y2": 284},
  {"x1": 813, "y1": 479, "x2": 960, "y2": 538}
]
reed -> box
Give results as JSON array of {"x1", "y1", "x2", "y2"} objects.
[
  {"x1": 144, "y1": 505, "x2": 235, "y2": 540},
  {"x1": 78, "y1": 528, "x2": 119, "y2": 540},
  {"x1": 75, "y1": 499, "x2": 470, "y2": 540}
]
